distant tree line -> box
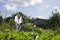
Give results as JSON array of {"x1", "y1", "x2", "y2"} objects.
[{"x1": 0, "y1": 9, "x2": 60, "y2": 31}]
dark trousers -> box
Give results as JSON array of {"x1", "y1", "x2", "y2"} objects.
[{"x1": 18, "y1": 23, "x2": 23, "y2": 31}]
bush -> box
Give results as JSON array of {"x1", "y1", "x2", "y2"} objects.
[{"x1": 0, "y1": 28, "x2": 60, "y2": 40}]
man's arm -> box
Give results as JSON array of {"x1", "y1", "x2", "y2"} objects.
[
  {"x1": 15, "y1": 22, "x2": 18, "y2": 27},
  {"x1": 14, "y1": 16, "x2": 20, "y2": 27}
]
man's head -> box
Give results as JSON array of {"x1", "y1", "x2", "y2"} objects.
[{"x1": 16, "y1": 12, "x2": 21, "y2": 18}]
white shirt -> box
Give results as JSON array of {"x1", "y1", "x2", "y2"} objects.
[{"x1": 14, "y1": 16, "x2": 23, "y2": 24}]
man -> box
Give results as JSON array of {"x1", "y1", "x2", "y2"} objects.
[{"x1": 14, "y1": 12, "x2": 23, "y2": 31}]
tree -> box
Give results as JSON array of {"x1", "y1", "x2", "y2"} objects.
[
  {"x1": 0, "y1": 12, "x2": 3, "y2": 25},
  {"x1": 48, "y1": 9, "x2": 60, "y2": 29}
]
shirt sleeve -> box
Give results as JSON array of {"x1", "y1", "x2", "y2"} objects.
[
  {"x1": 14, "y1": 16, "x2": 23, "y2": 24},
  {"x1": 19, "y1": 17, "x2": 23, "y2": 24},
  {"x1": 14, "y1": 16, "x2": 17, "y2": 23}
]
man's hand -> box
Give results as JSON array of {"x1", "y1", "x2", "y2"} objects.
[{"x1": 17, "y1": 23, "x2": 20, "y2": 27}]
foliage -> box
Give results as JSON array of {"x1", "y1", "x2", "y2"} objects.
[
  {"x1": 48, "y1": 10, "x2": 60, "y2": 29},
  {"x1": 0, "y1": 28, "x2": 60, "y2": 40},
  {"x1": 0, "y1": 11, "x2": 60, "y2": 40},
  {"x1": 0, "y1": 16, "x2": 3, "y2": 25}
]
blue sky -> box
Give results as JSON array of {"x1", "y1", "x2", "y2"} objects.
[{"x1": 0, "y1": 0, "x2": 60, "y2": 19}]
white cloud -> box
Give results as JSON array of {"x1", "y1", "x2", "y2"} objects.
[
  {"x1": 31, "y1": 16, "x2": 47, "y2": 19},
  {"x1": 45, "y1": 5, "x2": 49, "y2": 8},
  {"x1": 59, "y1": 10, "x2": 60, "y2": 13},
  {"x1": 39, "y1": 5, "x2": 49, "y2": 11},
  {"x1": 53, "y1": 6, "x2": 59, "y2": 9},
  {"x1": 58, "y1": 10, "x2": 60, "y2": 13},
  {"x1": 4, "y1": 5, "x2": 16, "y2": 11},
  {"x1": 0, "y1": 0, "x2": 43, "y2": 7},
  {"x1": 52, "y1": 6, "x2": 60, "y2": 13}
]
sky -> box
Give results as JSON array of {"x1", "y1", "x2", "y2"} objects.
[{"x1": 0, "y1": 0, "x2": 60, "y2": 19}]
